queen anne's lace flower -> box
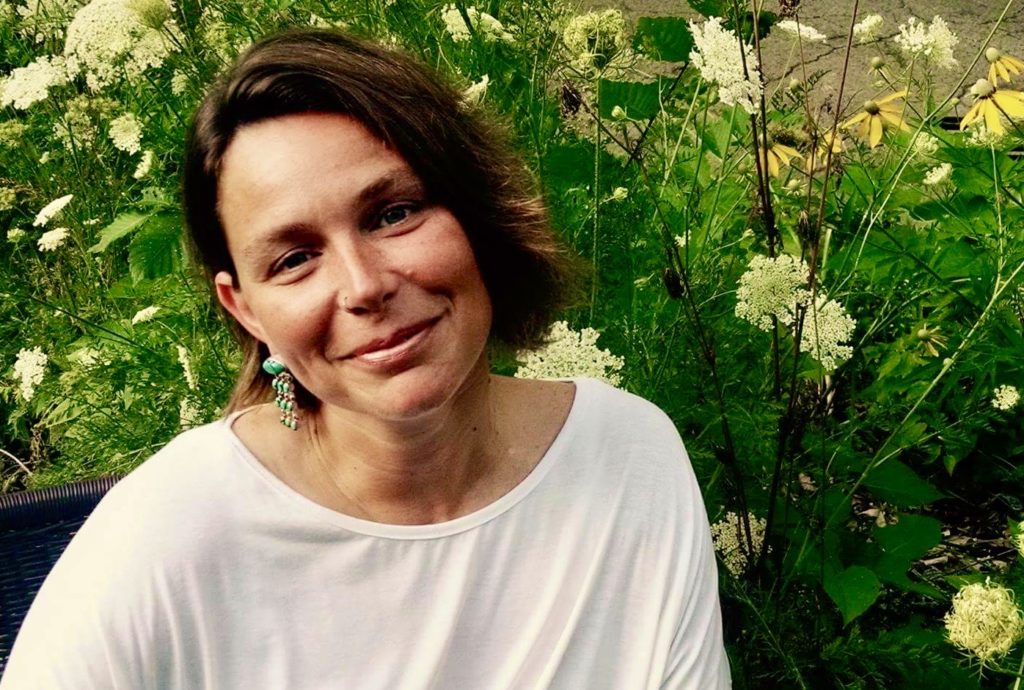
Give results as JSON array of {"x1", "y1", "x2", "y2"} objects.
[
  {"x1": 64, "y1": 0, "x2": 179, "y2": 90},
  {"x1": 462, "y1": 75, "x2": 489, "y2": 105},
  {"x1": 944, "y1": 580, "x2": 1024, "y2": 661},
  {"x1": 52, "y1": 94, "x2": 115, "y2": 151},
  {"x1": 440, "y1": 5, "x2": 512, "y2": 43},
  {"x1": 131, "y1": 305, "x2": 160, "y2": 324},
  {"x1": 562, "y1": 9, "x2": 626, "y2": 71},
  {"x1": 14, "y1": 346, "x2": 48, "y2": 401},
  {"x1": 911, "y1": 131, "x2": 940, "y2": 157},
  {"x1": 108, "y1": 112, "x2": 142, "y2": 153},
  {"x1": 38, "y1": 227, "x2": 70, "y2": 251},
  {"x1": 800, "y1": 295, "x2": 856, "y2": 371},
  {"x1": 924, "y1": 162, "x2": 952, "y2": 185},
  {"x1": 0, "y1": 187, "x2": 16, "y2": 212},
  {"x1": 710, "y1": 511, "x2": 767, "y2": 577},
  {"x1": 176, "y1": 344, "x2": 196, "y2": 390},
  {"x1": 894, "y1": 15, "x2": 959, "y2": 69},
  {"x1": 0, "y1": 120, "x2": 28, "y2": 147},
  {"x1": 7, "y1": 228, "x2": 27, "y2": 242},
  {"x1": 689, "y1": 17, "x2": 762, "y2": 115},
  {"x1": 775, "y1": 19, "x2": 827, "y2": 43},
  {"x1": 853, "y1": 14, "x2": 883, "y2": 43},
  {"x1": 992, "y1": 384, "x2": 1020, "y2": 411},
  {"x1": 133, "y1": 149, "x2": 155, "y2": 179},
  {"x1": 0, "y1": 55, "x2": 72, "y2": 109},
  {"x1": 15, "y1": 0, "x2": 85, "y2": 43},
  {"x1": 33, "y1": 193, "x2": 73, "y2": 226},
  {"x1": 515, "y1": 321, "x2": 624, "y2": 386},
  {"x1": 735, "y1": 254, "x2": 812, "y2": 331}
]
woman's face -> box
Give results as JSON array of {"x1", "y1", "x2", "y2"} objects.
[{"x1": 214, "y1": 112, "x2": 493, "y2": 422}]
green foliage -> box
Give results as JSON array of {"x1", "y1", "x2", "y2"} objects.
[{"x1": 1, "y1": 0, "x2": 1023, "y2": 687}]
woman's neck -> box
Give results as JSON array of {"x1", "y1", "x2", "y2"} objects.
[{"x1": 297, "y1": 369, "x2": 511, "y2": 524}]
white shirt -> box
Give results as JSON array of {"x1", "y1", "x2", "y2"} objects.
[{"x1": 2, "y1": 378, "x2": 730, "y2": 689}]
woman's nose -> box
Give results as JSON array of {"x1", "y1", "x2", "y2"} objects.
[{"x1": 333, "y1": 241, "x2": 397, "y2": 315}]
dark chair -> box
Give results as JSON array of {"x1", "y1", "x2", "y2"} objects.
[{"x1": 0, "y1": 476, "x2": 121, "y2": 674}]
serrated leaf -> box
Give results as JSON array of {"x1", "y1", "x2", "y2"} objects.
[
  {"x1": 597, "y1": 79, "x2": 661, "y2": 120},
  {"x1": 128, "y1": 215, "x2": 182, "y2": 282},
  {"x1": 824, "y1": 566, "x2": 881, "y2": 625},
  {"x1": 633, "y1": 17, "x2": 694, "y2": 62},
  {"x1": 864, "y1": 459, "x2": 944, "y2": 507},
  {"x1": 89, "y1": 212, "x2": 153, "y2": 253}
]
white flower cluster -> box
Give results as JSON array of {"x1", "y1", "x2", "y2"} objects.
[
  {"x1": 775, "y1": 19, "x2": 827, "y2": 43},
  {"x1": 923, "y1": 162, "x2": 952, "y2": 185},
  {"x1": 966, "y1": 122, "x2": 1005, "y2": 148},
  {"x1": 64, "y1": 0, "x2": 180, "y2": 90},
  {"x1": 33, "y1": 193, "x2": 73, "y2": 226},
  {"x1": 911, "y1": 131, "x2": 940, "y2": 157},
  {"x1": 735, "y1": 254, "x2": 812, "y2": 331},
  {"x1": 440, "y1": 5, "x2": 512, "y2": 43},
  {"x1": 462, "y1": 75, "x2": 489, "y2": 105},
  {"x1": 38, "y1": 227, "x2": 70, "y2": 251},
  {"x1": 515, "y1": 321, "x2": 624, "y2": 386},
  {"x1": 853, "y1": 14, "x2": 883, "y2": 43},
  {"x1": 133, "y1": 149, "x2": 155, "y2": 179},
  {"x1": 992, "y1": 384, "x2": 1020, "y2": 411},
  {"x1": 8, "y1": 228, "x2": 27, "y2": 242},
  {"x1": 799, "y1": 295, "x2": 856, "y2": 371},
  {"x1": 736, "y1": 254, "x2": 855, "y2": 371},
  {"x1": 0, "y1": 54, "x2": 72, "y2": 109},
  {"x1": 0, "y1": 187, "x2": 16, "y2": 212},
  {"x1": 108, "y1": 112, "x2": 142, "y2": 153},
  {"x1": 131, "y1": 305, "x2": 160, "y2": 324},
  {"x1": 179, "y1": 397, "x2": 202, "y2": 429},
  {"x1": 69, "y1": 346, "x2": 102, "y2": 367},
  {"x1": 710, "y1": 511, "x2": 767, "y2": 577},
  {"x1": 944, "y1": 579, "x2": 1024, "y2": 661},
  {"x1": 562, "y1": 9, "x2": 626, "y2": 71},
  {"x1": 689, "y1": 17, "x2": 762, "y2": 115},
  {"x1": 0, "y1": 120, "x2": 28, "y2": 147},
  {"x1": 14, "y1": 346, "x2": 48, "y2": 401},
  {"x1": 15, "y1": 0, "x2": 85, "y2": 43},
  {"x1": 894, "y1": 15, "x2": 959, "y2": 69},
  {"x1": 176, "y1": 344, "x2": 196, "y2": 390}
]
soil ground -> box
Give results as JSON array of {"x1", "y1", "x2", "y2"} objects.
[{"x1": 583, "y1": 0, "x2": 1024, "y2": 122}]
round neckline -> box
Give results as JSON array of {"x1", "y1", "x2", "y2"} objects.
[{"x1": 220, "y1": 378, "x2": 591, "y2": 540}]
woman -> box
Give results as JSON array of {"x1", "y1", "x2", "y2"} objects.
[{"x1": 2, "y1": 29, "x2": 730, "y2": 689}]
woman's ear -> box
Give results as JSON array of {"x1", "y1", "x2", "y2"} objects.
[{"x1": 214, "y1": 271, "x2": 268, "y2": 345}]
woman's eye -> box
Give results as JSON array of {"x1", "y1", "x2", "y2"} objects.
[
  {"x1": 275, "y1": 250, "x2": 315, "y2": 273},
  {"x1": 378, "y1": 204, "x2": 417, "y2": 227}
]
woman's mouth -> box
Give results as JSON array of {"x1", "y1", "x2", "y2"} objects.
[{"x1": 348, "y1": 317, "x2": 440, "y2": 366}]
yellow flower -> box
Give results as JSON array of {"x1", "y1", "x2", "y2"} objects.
[
  {"x1": 805, "y1": 130, "x2": 843, "y2": 172},
  {"x1": 756, "y1": 141, "x2": 802, "y2": 177},
  {"x1": 959, "y1": 78, "x2": 1024, "y2": 136},
  {"x1": 842, "y1": 90, "x2": 910, "y2": 148},
  {"x1": 986, "y1": 47, "x2": 1024, "y2": 86}
]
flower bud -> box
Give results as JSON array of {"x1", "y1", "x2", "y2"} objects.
[
  {"x1": 788, "y1": 78, "x2": 802, "y2": 91},
  {"x1": 985, "y1": 47, "x2": 1002, "y2": 63},
  {"x1": 611, "y1": 105, "x2": 627, "y2": 120},
  {"x1": 870, "y1": 56, "x2": 885, "y2": 70},
  {"x1": 969, "y1": 79, "x2": 994, "y2": 98},
  {"x1": 950, "y1": 97, "x2": 960, "y2": 106}
]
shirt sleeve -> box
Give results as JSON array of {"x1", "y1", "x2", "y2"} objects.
[{"x1": 659, "y1": 457, "x2": 732, "y2": 689}]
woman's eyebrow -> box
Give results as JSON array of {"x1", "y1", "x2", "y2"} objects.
[{"x1": 239, "y1": 169, "x2": 426, "y2": 267}]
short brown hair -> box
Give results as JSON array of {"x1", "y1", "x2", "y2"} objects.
[{"x1": 182, "y1": 28, "x2": 583, "y2": 412}]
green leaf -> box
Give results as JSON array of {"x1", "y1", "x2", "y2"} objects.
[
  {"x1": 824, "y1": 566, "x2": 881, "y2": 625},
  {"x1": 864, "y1": 460, "x2": 944, "y2": 507},
  {"x1": 89, "y1": 212, "x2": 153, "y2": 253},
  {"x1": 871, "y1": 515, "x2": 943, "y2": 597},
  {"x1": 128, "y1": 214, "x2": 182, "y2": 282},
  {"x1": 597, "y1": 79, "x2": 661, "y2": 120},
  {"x1": 632, "y1": 17, "x2": 694, "y2": 62}
]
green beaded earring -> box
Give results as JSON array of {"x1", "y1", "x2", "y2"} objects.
[{"x1": 262, "y1": 356, "x2": 299, "y2": 431}]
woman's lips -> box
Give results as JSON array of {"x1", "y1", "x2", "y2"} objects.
[{"x1": 348, "y1": 317, "x2": 440, "y2": 364}]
